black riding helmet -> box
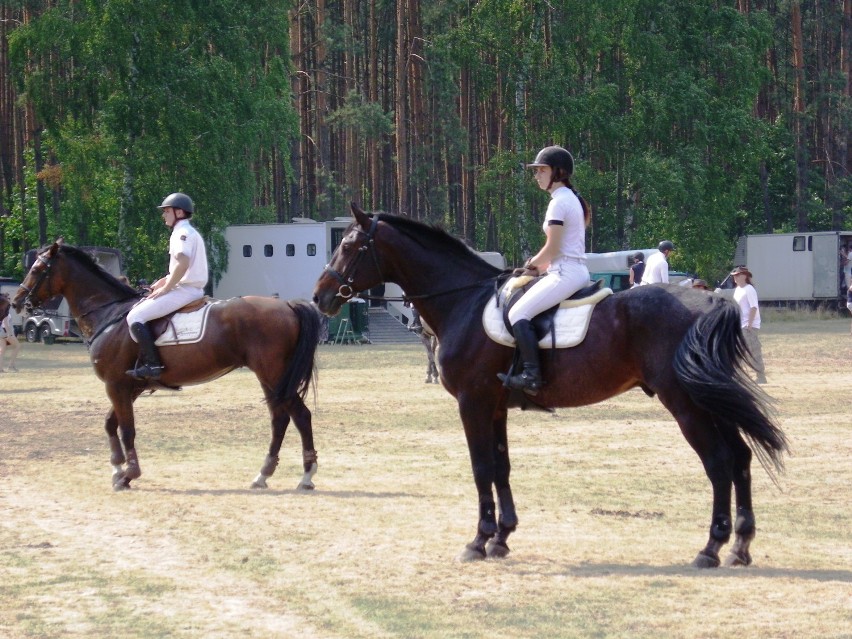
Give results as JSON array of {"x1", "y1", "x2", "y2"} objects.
[
  {"x1": 158, "y1": 192, "x2": 195, "y2": 217},
  {"x1": 527, "y1": 145, "x2": 575, "y2": 176},
  {"x1": 658, "y1": 240, "x2": 675, "y2": 252}
]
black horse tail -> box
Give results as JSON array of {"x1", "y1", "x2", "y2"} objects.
[
  {"x1": 274, "y1": 300, "x2": 321, "y2": 402},
  {"x1": 673, "y1": 300, "x2": 789, "y2": 477}
]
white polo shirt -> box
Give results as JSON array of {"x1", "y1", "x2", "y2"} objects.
[{"x1": 169, "y1": 219, "x2": 208, "y2": 289}]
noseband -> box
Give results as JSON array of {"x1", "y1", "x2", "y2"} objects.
[{"x1": 322, "y1": 214, "x2": 382, "y2": 299}]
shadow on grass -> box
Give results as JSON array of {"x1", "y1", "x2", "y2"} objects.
[{"x1": 511, "y1": 560, "x2": 852, "y2": 583}]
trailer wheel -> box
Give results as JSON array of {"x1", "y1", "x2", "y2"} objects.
[
  {"x1": 25, "y1": 323, "x2": 40, "y2": 343},
  {"x1": 40, "y1": 324, "x2": 55, "y2": 345}
]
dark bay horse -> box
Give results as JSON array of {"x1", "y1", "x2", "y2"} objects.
[
  {"x1": 313, "y1": 204, "x2": 788, "y2": 568},
  {"x1": 13, "y1": 241, "x2": 321, "y2": 491}
]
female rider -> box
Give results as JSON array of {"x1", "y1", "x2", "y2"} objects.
[{"x1": 498, "y1": 145, "x2": 591, "y2": 393}]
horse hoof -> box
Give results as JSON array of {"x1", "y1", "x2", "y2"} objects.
[
  {"x1": 296, "y1": 482, "x2": 315, "y2": 491},
  {"x1": 485, "y1": 539, "x2": 510, "y2": 559},
  {"x1": 250, "y1": 481, "x2": 268, "y2": 489},
  {"x1": 692, "y1": 551, "x2": 721, "y2": 568},
  {"x1": 112, "y1": 477, "x2": 131, "y2": 491},
  {"x1": 457, "y1": 545, "x2": 486, "y2": 562},
  {"x1": 723, "y1": 551, "x2": 752, "y2": 567}
]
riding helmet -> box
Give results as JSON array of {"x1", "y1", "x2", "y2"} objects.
[
  {"x1": 658, "y1": 240, "x2": 675, "y2": 252},
  {"x1": 527, "y1": 145, "x2": 574, "y2": 176},
  {"x1": 158, "y1": 192, "x2": 195, "y2": 215}
]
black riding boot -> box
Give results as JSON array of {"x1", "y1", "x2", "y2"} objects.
[
  {"x1": 126, "y1": 322, "x2": 164, "y2": 380},
  {"x1": 498, "y1": 319, "x2": 542, "y2": 393}
]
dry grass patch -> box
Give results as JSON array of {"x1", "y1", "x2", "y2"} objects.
[{"x1": 1, "y1": 319, "x2": 850, "y2": 638}]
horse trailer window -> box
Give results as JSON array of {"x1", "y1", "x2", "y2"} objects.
[
  {"x1": 242, "y1": 245, "x2": 252, "y2": 258},
  {"x1": 792, "y1": 236, "x2": 806, "y2": 251},
  {"x1": 307, "y1": 243, "x2": 317, "y2": 256},
  {"x1": 264, "y1": 244, "x2": 273, "y2": 257},
  {"x1": 286, "y1": 244, "x2": 295, "y2": 257}
]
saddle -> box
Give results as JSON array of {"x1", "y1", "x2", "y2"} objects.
[
  {"x1": 482, "y1": 276, "x2": 612, "y2": 349},
  {"x1": 148, "y1": 297, "x2": 220, "y2": 346}
]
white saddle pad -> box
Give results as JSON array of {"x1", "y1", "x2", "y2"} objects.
[
  {"x1": 482, "y1": 286, "x2": 612, "y2": 349},
  {"x1": 155, "y1": 301, "x2": 219, "y2": 346}
]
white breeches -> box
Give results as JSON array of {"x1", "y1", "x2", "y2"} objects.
[
  {"x1": 126, "y1": 286, "x2": 204, "y2": 333},
  {"x1": 508, "y1": 262, "x2": 590, "y2": 324}
]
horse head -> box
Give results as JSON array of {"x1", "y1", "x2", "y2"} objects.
[
  {"x1": 13, "y1": 240, "x2": 64, "y2": 314},
  {"x1": 313, "y1": 203, "x2": 383, "y2": 316}
]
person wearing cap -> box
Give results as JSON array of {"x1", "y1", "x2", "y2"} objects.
[
  {"x1": 628, "y1": 252, "x2": 645, "y2": 288},
  {"x1": 641, "y1": 240, "x2": 675, "y2": 285},
  {"x1": 125, "y1": 192, "x2": 209, "y2": 380},
  {"x1": 691, "y1": 278, "x2": 711, "y2": 291},
  {"x1": 497, "y1": 145, "x2": 591, "y2": 394},
  {"x1": 731, "y1": 265, "x2": 767, "y2": 384}
]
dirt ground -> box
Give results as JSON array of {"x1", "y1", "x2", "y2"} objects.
[{"x1": 1, "y1": 316, "x2": 850, "y2": 638}]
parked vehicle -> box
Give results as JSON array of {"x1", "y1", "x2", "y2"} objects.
[
  {"x1": 214, "y1": 218, "x2": 352, "y2": 301},
  {"x1": 732, "y1": 231, "x2": 852, "y2": 306},
  {"x1": 21, "y1": 246, "x2": 124, "y2": 344}
]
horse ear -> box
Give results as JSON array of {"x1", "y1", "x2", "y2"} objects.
[
  {"x1": 350, "y1": 202, "x2": 370, "y2": 228},
  {"x1": 50, "y1": 238, "x2": 63, "y2": 255}
]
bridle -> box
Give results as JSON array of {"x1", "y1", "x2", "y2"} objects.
[
  {"x1": 322, "y1": 214, "x2": 382, "y2": 300},
  {"x1": 17, "y1": 252, "x2": 54, "y2": 310},
  {"x1": 321, "y1": 213, "x2": 502, "y2": 304}
]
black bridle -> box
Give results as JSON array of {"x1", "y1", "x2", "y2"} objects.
[
  {"x1": 322, "y1": 214, "x2": 382, "y2": 300},
  {"x1": 321, "y1": 214, "x2": 503, "y2": 304},
  {"x1": 17, "y1": 247, "x2": 137, "y2": 346},
  {"x1": 17, "y1": 252, "x2": 54, "y2": 310}
]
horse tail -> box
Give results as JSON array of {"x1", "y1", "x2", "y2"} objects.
[
  {"x1": 274, "y1": 300, "x2": 321, "y2": 402},
  {"x1": 673, "y1": 300, "x2": 789, "y2": 477}
]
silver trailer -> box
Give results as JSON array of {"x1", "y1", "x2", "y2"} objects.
[{"x1": 733, "y1": 231, "x2": 852, "y2": 304}]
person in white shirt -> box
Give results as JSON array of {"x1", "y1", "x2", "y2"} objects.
[
  {"x1": 731, "y1": 265, "x2": 767, "y2": 384},
  {"x1": 498, "y1": 145, "x2": 591, "y2": 393},
  {"x1": 641, "y1": 240, "x2": 675, "y2": 284},
  {"x1": 125, "y1": 192, "x2": 209, "y2": 380},
  {"x1": 0, "y1": 294, "x2": 21, "y2": 372}
]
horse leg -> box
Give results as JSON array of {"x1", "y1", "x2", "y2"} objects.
[
  {"x1": 662, "y1": 396, "x2": 734, "y2": 567},
  {"x1": 692, "y1": 441, "x2": 735, "y2": 568},
  {"x1": 104, "y1": 408, "x2": 126, "y2": 485},
  {"x1": 253, "y1": 394, "x2": 316, "y2": 490},
  {"x1": 287, "y1": 396, "x2": 318, "y2": 490},
  {"x1": 724, "y1": 435, "x2": 756, "y2": 567},
  {"x1": 486, "y1": 408, "x2": 518, "y2": 559},
  {"x1": 421, "y1": 334, "x2": 435, "y2": 383},
  {"x1": 105, "y1": 385, "x2": 141, "y2": 491},
  {"x1": 457, "y1": 395, "x2": 500, "y2": 562}
]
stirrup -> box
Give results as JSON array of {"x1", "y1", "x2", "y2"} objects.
[
  {"x1": 126, "y1": 364, "x2": 164, "y2": 380},
  {"x1": 498, "y1": 370, "x2": 542, "y2": 394}
]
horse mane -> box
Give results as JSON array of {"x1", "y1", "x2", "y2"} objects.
[
  {"x1": 374, "y1": 213, "x2": 501, "y2": 274},
  {"x1": 58, "y1": 244, "x2": 141, "y2": 299}
]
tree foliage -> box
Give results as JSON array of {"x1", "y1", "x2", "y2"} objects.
[{"x1": 0, "y1": 0, "x2": 849, "y2": 288}]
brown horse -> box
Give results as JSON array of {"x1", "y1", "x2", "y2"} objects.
[
  {"x1": 13, "y1": 241, "x2": 321, "y2": 491},
  {"x1": 313, "y1": 204, "x2": 789, "y2": 567}
]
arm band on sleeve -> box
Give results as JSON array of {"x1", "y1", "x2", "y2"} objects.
[{"x1": 547, "y1": 220, "x2": 564, "y2": 226}]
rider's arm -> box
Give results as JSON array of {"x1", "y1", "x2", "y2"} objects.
[
  {"x1": 526, "y1": 223, "x2": 564, "y2": 272},
  {"x1": 150, "y1": 254, "x2": 190, "y2": 299}
]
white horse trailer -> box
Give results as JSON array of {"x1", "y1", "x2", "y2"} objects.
[
  {"x1": 214, "y1": 218, "x2": 352, "y2": 301},
  {"x1": 733, "y1": 231, "x2": 852, "y2": 305}
]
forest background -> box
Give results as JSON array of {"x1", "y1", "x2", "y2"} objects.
[{"x1": 0, "y1": 0, "x2": 849, "y2": 286}]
